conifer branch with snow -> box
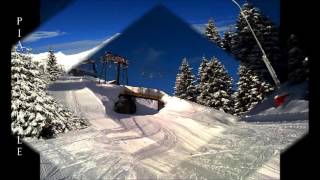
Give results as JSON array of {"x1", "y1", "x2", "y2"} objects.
[
  {"x1": 205, "y1": 19, "x2": 223, "y2": 47},
  {"x1": 222, "y1": 28, "x2": 235, "y2": 52},
  {"x1": 196, "y1": 57, "x2": 209, "y2": 96},
  {"x1": 233, "y1": 64, "x2": 274, "y2": 115},
  {"x1": 11, "y1": 51, "x2": 88, "y2": 138},
  {"x1": 47, "y1": 49, "x2": 63, "y2": 81},
  {"x1": 196, "y1": 57, "x2": 234, "y2": 114},
  {"x1": 231, "y1": 2, "x2": 282, "y2": 82},
  {"x1": 174, "y1": 58, "x2": 197, "y2": 102}
]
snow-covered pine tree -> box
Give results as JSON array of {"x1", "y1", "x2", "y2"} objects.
[
  {"x1": 174, "y1": 58, "x2": 197, "y2": 102},
  {"x1": 222, "y1": 27, "x2": 235, "y2": 52},
  {"x1": 47, "y1": 48, "x2": 61, "y2": 81},
  {"x1": 197, "y1": 57, "x2": 234, "y2": 114},
  {"x1": 196, "y1": 57, "x2": 209, "y2": 96},
  {"x1": 287, "y1": 34, "x2": 309, "y2": 83},
  {"x1": 234, "y1": 64, "x2": 274, "y2": 115},
  {"x1": 205, "y1": 18, "x2": 223, "y2": 47},
  {"x1": 231, "y1": 2, "x2": 282, "y2": 82},
  {"x1": 11, "y1": 51, "x2": 88, "y2": 138},
  {"x1": 33, "y1": 59, "x2": 51, "y2": 84}
]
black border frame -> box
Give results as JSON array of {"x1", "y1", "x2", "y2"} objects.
[{"x1": 3, "y1": 0, "x2": 315, "y2": 179}]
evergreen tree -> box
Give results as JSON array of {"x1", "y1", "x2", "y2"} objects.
[
  {"x1": 47, "y1": 49, "x2": 61, "y2": 81},
  {"x1": 287, "y1": 34, "x2": 309, "y2": 83},
  {"x1": 231, "y1": 2, "x2": 282, "y2": 82},
  {"x1": 234, "y1": 64, "x2": 274, "y2": 115},
  {"x1": 197, "y1": 57, "x2": 234, "y2": 114},
  {"x1": 174, "y1": 58, "x2": 197, "y2": 102},
  {"x1": 11, "y1": 52, "x2": 88, "y2": 138},
  {"x1": 205, "y1": 19, "x2": 223, "y2": 47},
  {"x1": 222, "y1": 27, "x2": 235, "y2": 52},
  {"x1": 196, "y1": 57, "x2": 209, "y2": 95}
]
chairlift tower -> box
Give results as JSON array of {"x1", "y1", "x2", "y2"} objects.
[{"x1": 99, "y1": 52, "x2": 129, "y2": 85}]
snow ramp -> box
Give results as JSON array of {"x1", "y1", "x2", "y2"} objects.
[{"x1": 27, "y1": 76, "x2": 307, "y2": 180}]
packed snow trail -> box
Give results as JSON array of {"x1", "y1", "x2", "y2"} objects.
[{"x1": 26, "y1": 76, "x2": 308, "y2": 180}]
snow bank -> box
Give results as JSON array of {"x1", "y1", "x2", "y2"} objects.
[
  {"x1": 242, "y1": 112, "x2": 308, "y2": 122},
  {"x1": 246, "y1": 82, "x2": 308, "y2": 116},
  {"x1": 242, "y1": 82, "x2": 309, "y2": 122},
  {"x1": 161, "y1": 95, "x2": 238, "y2": 125},
  {"x1": 262, "y1": 99, "x2": 308, "y2": 114}
]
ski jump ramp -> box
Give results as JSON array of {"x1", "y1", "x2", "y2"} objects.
[{"x1": 121, "y1": 86, "x2": 166, "y2": 110}]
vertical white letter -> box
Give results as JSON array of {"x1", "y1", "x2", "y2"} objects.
[
  {"x1": 17, "y1": 17, "x2": 23, "y2": 25},
  {"x1": 17, "y1": 147, "x2": 23, "y2": 156},
  {"x1": 17, "y1": 136, "x2": 22, "y2": 144},
  {"x1": 18, "y1": 29, "x2": 21, "y2": 38}
]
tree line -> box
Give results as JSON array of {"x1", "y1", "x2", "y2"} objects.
[
  {"x1": 174, "y1": 2, "x2": 309, "y2": 115},
  {"x1": 11, "y1": 48, "x2": 88, "y2": 138}
]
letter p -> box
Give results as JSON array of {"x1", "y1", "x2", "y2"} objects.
[{"x1": 17, "y1": 17, "x2": 23, "y2": 25}]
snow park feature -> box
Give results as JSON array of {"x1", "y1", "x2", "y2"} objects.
[
  {"x1": 114, "y1": 94, "x2": 137, "y2": 114},
  {"x1": 13, "y1": 1, "x2": 309, "y2": 180},
  {"x1": 121, "y1": 86, "x2": 165, "y2": 111},
  {"x1": 24, "y1": 76, "x2": 307, "y2": 179}
]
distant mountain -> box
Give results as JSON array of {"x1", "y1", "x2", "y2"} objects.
[{"x1": 31, "y1": 33, "x2": 120, "y2": 71}]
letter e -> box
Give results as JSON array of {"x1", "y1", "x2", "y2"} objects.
[{"x1": 17, "y1": 147, "x2": 23, "y2": 156}]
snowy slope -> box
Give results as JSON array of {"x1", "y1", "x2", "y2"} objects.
[
  {"x1": 242, "y1": 81, "x2": 309, "y2": 122},
  {"x1": 25, "y1": 76, "x2": 307, "y2": 180},
  {"x1": 247, "y1": 81, "x2": 308, "y2": 115},
  {"x1": 30, "y1": 33, "x2": 120, "y2": 72}
]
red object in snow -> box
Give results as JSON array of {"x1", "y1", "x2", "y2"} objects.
[{"x1": 274, "y1": 93, "x2": 289, "y2": 107}]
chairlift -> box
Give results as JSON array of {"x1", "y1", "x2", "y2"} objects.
[{"x1": 99, "y1": 52, "x2": 129, "y2": 85}]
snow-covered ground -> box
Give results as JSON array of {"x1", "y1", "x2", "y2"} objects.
[
  {"x1": 243, "y1": 82, "x2": 309, "y2": 122},
  {"x1": 25, "y1": 76, "x2": 308, "y2": 180}
]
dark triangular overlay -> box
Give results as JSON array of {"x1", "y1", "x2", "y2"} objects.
[
  {"x1": 40, "y1": 0, "x2": 75, "y2": 23},
  {"x1": 75, "y1": 4, "x2": 239, "y2": 94}
]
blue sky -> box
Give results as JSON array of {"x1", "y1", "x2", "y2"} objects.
[
  {"x1": 22, "y1": 0, "x2": 279, "y2": 54},
  {"x1": 20, "y1": 0, "x2": 279, "y2": 94},
  {"x1": 79, "y1": 5, "x2": 242, "y2": 94}
]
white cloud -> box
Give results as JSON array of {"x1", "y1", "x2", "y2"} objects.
[
  {"x1": 192, "y1": 23, "x2": 207, "y2": 34},
  {"x1": 217, "y1": 24, "x2": 235, "y2": 33},
  {"x1": 48, "y1": 40, "x2": 102, "y2": 54},
  {"x1": 30, "y1": 39, "x2": 103, "y2": 54},
  {"x1": 27, "y1": 34, "x2": 119, "y2": 54},
  {"x1": 192, "y1": 23, "x2": 235, "y2": 34},
  {"x1": 23, "y1": 30, "x2": 66, "y2": 42}
]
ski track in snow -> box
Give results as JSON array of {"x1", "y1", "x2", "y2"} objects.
[{"x1": 26, "y1": 76, "x2": 308, "y2": 180}]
